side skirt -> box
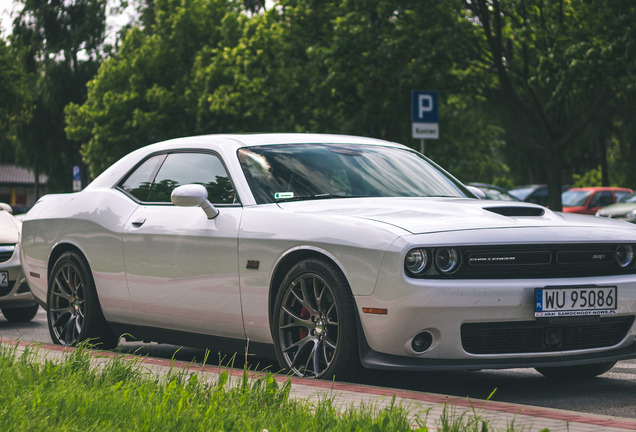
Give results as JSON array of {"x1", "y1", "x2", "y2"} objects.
[{"x1": 108, "y1": 322, "x2": 276, "y2": 360}]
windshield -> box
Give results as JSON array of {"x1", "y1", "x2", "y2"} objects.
[
  {"x1": 508, "y1": 187, "x2": 535, "y2": 201},
  {"x1": 238, "y1": 143, "x2": 469, "y2": 204},
  {"x1": 621, "y1": 193, "x2": 636, "y2": 203},
  {"x1": 562, "y1": 190, "x2": 593, "y2": 207}
]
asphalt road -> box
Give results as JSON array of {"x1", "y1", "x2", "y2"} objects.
[{"x1": 2, "y1": 307, "x2": 635, "y2": 419}]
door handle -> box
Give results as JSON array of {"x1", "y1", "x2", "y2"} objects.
[{"x1": 131, "y1": 217, "x2": 146, "y2": 227}]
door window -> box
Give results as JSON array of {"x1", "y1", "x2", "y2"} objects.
[{"x1": 120, "y1": 152, "x2": 237, "y2": 204}]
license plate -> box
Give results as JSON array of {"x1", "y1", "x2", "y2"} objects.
[
  {"x1": 0, "y1": 271, "x2": 7, "y2": 288},
  {"x1": 535, "y1": 286, "x2": 617, "y2": 317}
]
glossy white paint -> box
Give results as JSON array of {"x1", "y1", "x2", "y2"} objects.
[
  {"x1": 122, "y1": 205, "x2": 244, "y2": 338},
  {"x1": 18, "y1": 133, "x2": 636, "y2": 370},
  {"x1": 0, "y1": 206, "x2": 36, "y2": 306}
]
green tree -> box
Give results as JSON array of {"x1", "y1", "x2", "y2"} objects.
[
  {"x1": 70, "y1": 0, "x2": 509, "y2": 183},
  {"x1": 10, "y1": 0, "x2": 107, "y2": 192},
  {"x1": 464, "y1": 0, "x2": 635, "y2": 210},
  {"x1": 66, "y1": 0, "x2": 245, "y2": 177},
  {"x1": 0, "y1": 37, "x2": 33, "y2": 161}
]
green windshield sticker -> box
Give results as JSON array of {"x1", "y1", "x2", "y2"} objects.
[{"x1": 275, "y1": 192, "x2": 295, "y2": 200}]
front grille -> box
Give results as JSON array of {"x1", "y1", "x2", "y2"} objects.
[
  {"x1": 456, "y1": 244, "x2": 633, "y2": 279},
  {"x1": 0, "y1": 245, "x2": 15, "y2": 263},
  {"x1": 461, "y1": 316, "x2": 634, "y2": 354}
]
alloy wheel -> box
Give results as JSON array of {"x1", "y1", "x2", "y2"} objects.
[
  {"x1": 277, "y1": 272, "x2": 340, "y2": 377},
  {"x1": 49, "y1": 261, "x2": 86, "y2": 346}
]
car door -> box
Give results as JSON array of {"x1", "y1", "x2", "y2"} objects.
[
  {"x1": 120, "y1": 151, "x2": 245, "y2": 339},
  {"x1": 588, "y1": 190, "x2": 613, "y2": 214}
]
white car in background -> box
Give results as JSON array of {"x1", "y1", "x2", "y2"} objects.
[
  {"x1": 0, "y1": 203, "x2": 38, "y2": 322},
  {"x1": 19, "y1": 134, "x2": 636, "y2": 380}
]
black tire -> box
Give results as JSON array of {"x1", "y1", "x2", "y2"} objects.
[
  {"x1": 272, "y1": 258, "x2": 359, "y2": 380},
  {"x1": 535, "y1": 361, "x2": 616, "y2": 379},
  {"x1": 1, "y1": 303, "x2": 39, "y2": 322},
  {"x1": 47, "y1": 251, "x2": 118, "y2": 349}
]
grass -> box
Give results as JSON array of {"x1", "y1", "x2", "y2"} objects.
[{"x1": 0, "y1": 342, "x2": 540, "y2": 431}]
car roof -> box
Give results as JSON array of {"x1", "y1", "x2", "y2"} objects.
[
  {"x1": 565, "y1": 186, "x2": 632, "y2": 192},
  {"x1": 155, "y1": 133, "x2": 405, "y2": 151},
  {"x1": 86, "y1": 133, "x2": 409, "y2": 191}
]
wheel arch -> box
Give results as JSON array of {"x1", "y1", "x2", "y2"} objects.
[
  {"x1": 47, "y1": 242, "x2": 87, "y2": 280},
  {"x1": 268, "y1": 248, "x2": 351, "y2": 330}
]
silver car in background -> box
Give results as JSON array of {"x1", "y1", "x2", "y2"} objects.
[
  {"x1": 0, "y1": 203, "x2": 38, "y2": 322},
  {"x1": 19, "y1": 134, "x2": 636, "y2": 380}
]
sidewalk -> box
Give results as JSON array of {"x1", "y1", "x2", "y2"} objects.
[{"x1": 4, "y1": 339, "x2": 636, "y2": 432}]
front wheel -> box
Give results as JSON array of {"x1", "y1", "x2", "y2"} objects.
[
  {"x1": 47, "y1": 251, "x2": 118, "y2": 349},
  {"x1": 535, "y1": 361, "x2": 616, "y2": 379},
  {"x1": 272, "y1": 258, "x2": 359, "y2": 380}
]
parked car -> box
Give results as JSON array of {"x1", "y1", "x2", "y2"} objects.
[
  {"x1": 0, "y1": 203, "x2": 39, "y2": 322},
  {"x1": 562, "y1": 187, "x2": 633, "y2": 215},
  {"x1": 508, "y1": 184, "x2": 571, "y2": 206},
  {"x1": 20, "y1": 134, "x2": 636, "y2": 380},
  {"x1": 468, "y1": 183, "x2": 520, "y2": 201},
  {"x1": 596, "y1": 192, "x2": 636, "y2": 223}
]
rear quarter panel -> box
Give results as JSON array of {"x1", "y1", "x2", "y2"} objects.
[{"x1": 21, "y1": 189, "x2": 138, "y2": 322}]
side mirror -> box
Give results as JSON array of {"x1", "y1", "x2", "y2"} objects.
[
  {"x1": 466, "y1": 186, "x2": 487, "y2": 199},
  {"x1": 171, "y1": 184, "x2": 219, "y2": 219},
  {"x1": 0, "y1": 203, "x2": 13, "y2": 214}
]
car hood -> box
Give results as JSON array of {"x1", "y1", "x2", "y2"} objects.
[
  {"x1": 597, "y1": 203, "x2": 636, "y2": 217},
  {"x1": 277, "y1": 197, "x2": 627, "y2": 235},
  {"x1": 0, "y1": 210, "x2": 20, "y2": 243}
]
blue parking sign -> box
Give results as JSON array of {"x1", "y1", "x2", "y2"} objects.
[{"x1": 412, "y1": 91, "x2": 438, "y2": 123}]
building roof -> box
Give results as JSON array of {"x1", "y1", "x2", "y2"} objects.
[{"x1": 0, "y1": 164, "x2": 48, "y2": 185}]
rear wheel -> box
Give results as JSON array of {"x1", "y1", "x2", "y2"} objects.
[
  {"x1": 272, "y1": 258, "x2": 359, "y2": 380},
  {"x1": 1, "y1": 303, "x2": 39, "y2": 322},
  {"x1": 47, "y1": 251, "x2": 118, "y2": 349},
  {"x1": 535, "y1": 361, "x2": 616, "y2": 379}
]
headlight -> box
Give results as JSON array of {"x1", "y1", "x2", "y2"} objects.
[
  {"x1": 616, "y1": 245, "x2": 635, "y2": 268},
  {"x1": 434, "y1": 247, "x2": 460, "y2": 274},
  {"x1": 626, "y1": 210, "x2": 636, "y2": 221},
  {"x1": 405, "y1": 248, "x2": 430, "y2": 275}
]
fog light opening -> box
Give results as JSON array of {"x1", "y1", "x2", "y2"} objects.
[
  {"x1": 545, "y1": 328, "x2": 562, "y2": 347},
  {"x1": 411, "y1": 332, "x2": 433, "y2": 353}
]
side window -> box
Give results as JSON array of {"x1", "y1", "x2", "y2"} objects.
[
  {"x1": 590, "y1": 191, "x2": 612, "y2": 208},
  {"x1": 120, "y1": 155, "x2": 166, "y2": 201},
  {"x1": 120, "y1": 152, "x2": 236, "y2": 204},
  {"x1": 147, "y1": 152, "x2": 236, "y2": 204},
  {"x1": 615, "y1": 191, "x2": 630, "y2": 203}
]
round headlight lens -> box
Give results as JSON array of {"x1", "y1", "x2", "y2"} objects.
[
  {"x1": 405, "y1": 248, "x2": 430, "y2": 275},
  {"x1": 616, "y1": 245, "x2": 635, "y2": 268},
  {"x1": 435, "y1": 248, "x2": 460, "y2": 274}
]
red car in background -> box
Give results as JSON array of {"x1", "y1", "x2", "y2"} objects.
[{"x1": 562, "y1": 186, "x2": 633, "y2": 214}]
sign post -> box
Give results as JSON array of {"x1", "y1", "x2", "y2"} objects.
[
  {"x1": 411, "y1": 90, "x2": 439, "y2": 154},
  {"x1": 72, "y1": 165, "x2": 82, "y2": 192}
]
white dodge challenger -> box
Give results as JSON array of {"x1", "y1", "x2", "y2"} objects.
[{"x1": 20, "y1": 134, "x2": 636, "y2": 379}]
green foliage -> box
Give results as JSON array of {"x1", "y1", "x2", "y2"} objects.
[
  {"x1": 0, "y1": 37, "x2": 33, "y2": 160},
  {"x1": 10, "y1": 0, "x2": 108, "y2": 191},
  {"x1": 68, "y1": 0, "x2": 511, "y2": 184},
  {"x1": 0, "y1": 343, "x2": 533, "y2": 431},
  {"x1": 5, "y1": 0, "x2": 635, "y2": 192},
  {"x1": 571, "y1": 167, "x2": 602, "y2": 188}
]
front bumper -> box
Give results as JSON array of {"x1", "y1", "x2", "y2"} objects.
[
  {"x1": 0, "y1": 244, "x2": 36, "y2": 308},
  {"x1": 355, "y1": 272, "x2": 636, "y2": 370}
]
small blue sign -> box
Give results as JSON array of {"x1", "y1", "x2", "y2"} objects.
[
  {"x1": 412, "y1": 90, "x2": 438, "y2": 123},
  {"x1": 72, "y1": 165, "x2": 81, "y2": 181}
]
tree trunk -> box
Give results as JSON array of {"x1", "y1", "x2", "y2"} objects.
[
  {"x1": 547, "y1": 147, "x2": 563, "y2": 211},
  {"x1": 33, "y1": 166, "x2": 40, "y2": 201}
]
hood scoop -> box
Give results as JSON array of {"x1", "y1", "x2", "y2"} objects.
[{"x1": 484, "y1": 206, "x2": 545, "y2": 217}]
